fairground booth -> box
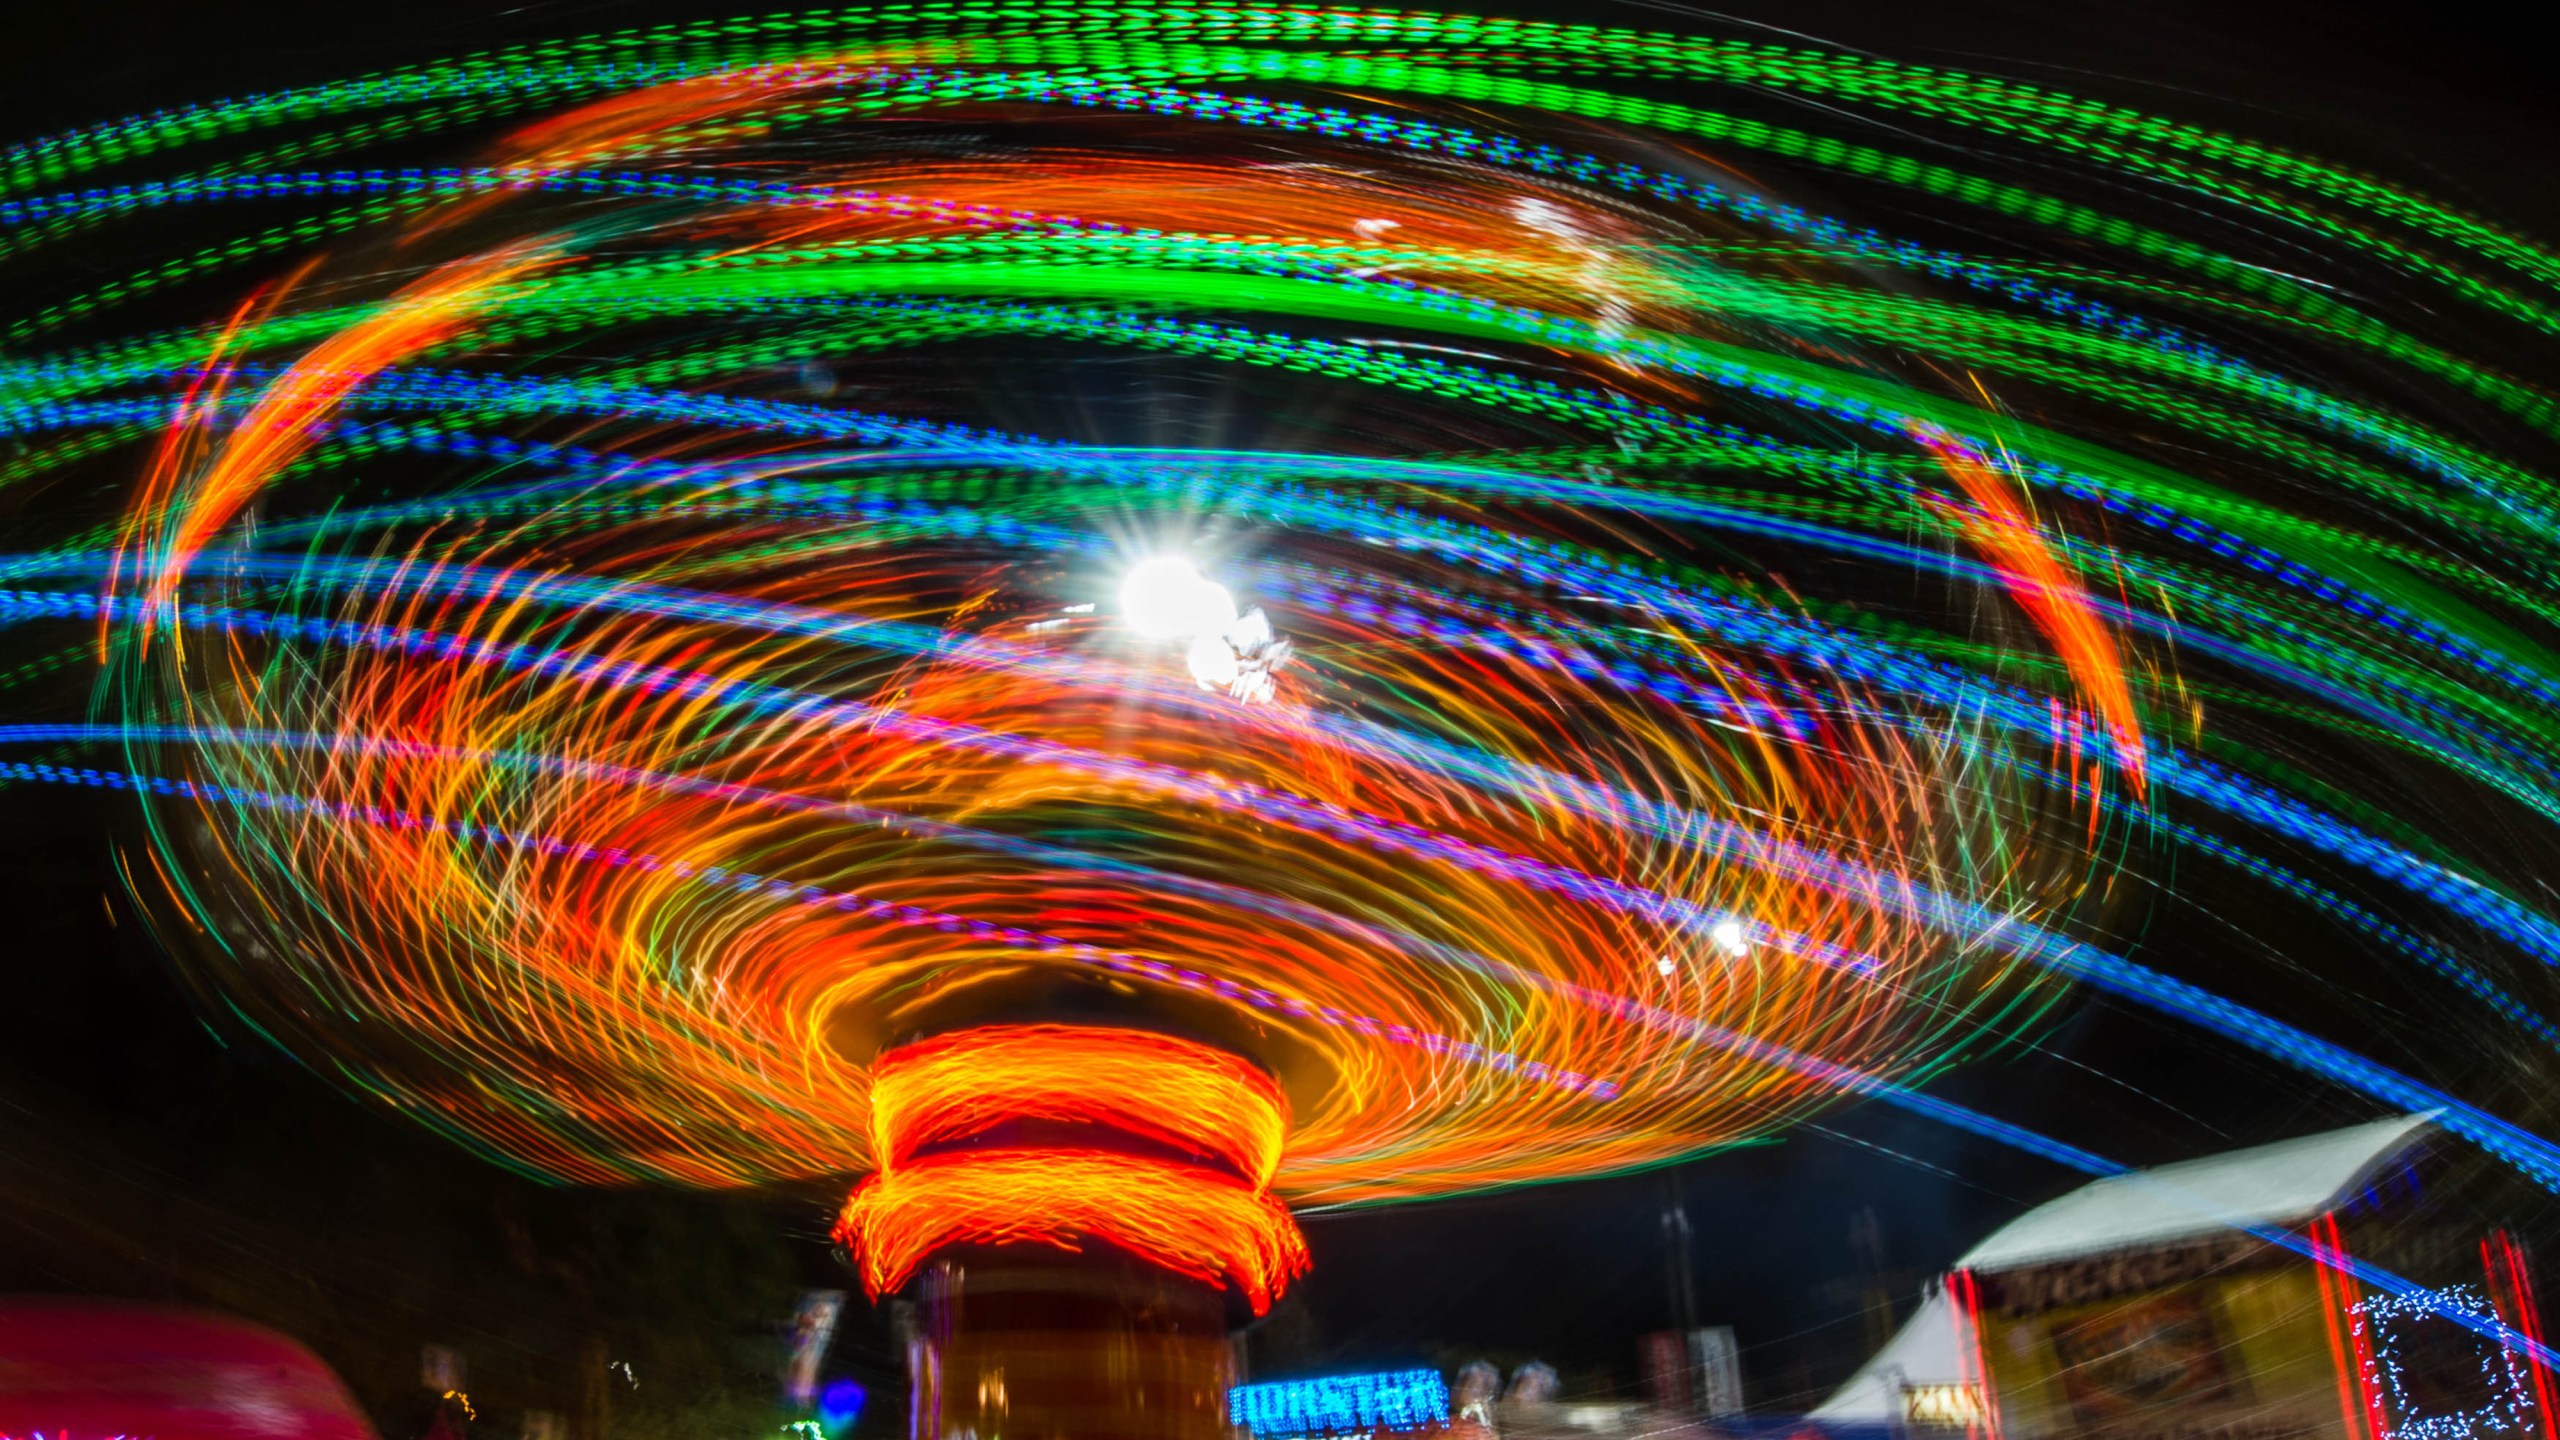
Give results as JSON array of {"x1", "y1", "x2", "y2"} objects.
[{"x1": 1815, "y1": 1115, "x2": 2556, "y2": 1440}]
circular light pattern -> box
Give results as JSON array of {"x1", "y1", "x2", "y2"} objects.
[{"x1": 0, "y1": 2, "x2": 2554, "y2": 1260}]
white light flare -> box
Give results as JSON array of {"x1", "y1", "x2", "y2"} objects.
[
  {"x1": 1120, "y1": 555, "x2": 1237, "y2": 641},
  {"x1": 1118, "y1": 553, "x2": 1290, "y2": 703}
]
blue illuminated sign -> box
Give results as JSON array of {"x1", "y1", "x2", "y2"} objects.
[{"x1": 1230, "y1": 1369, "x2": 1452, "y2": 1437}]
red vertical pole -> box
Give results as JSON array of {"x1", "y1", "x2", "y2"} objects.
[
  {"x1": 1946, "y1": 1269, "x2": 2003, "y2": 1440},
  {"x1": 2314, "y1": 1214, "x2": 2389, "y2": 1440},
  {"x1": 2485, "y1": 1230, "x2": 2559, "y2": 1440},
  {"x1": 2311, "y1": 1215, "x2": 2366, "y2": 1440}
]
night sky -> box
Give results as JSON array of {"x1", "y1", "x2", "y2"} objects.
[{"x1": 3, "y1": 0, "x2": 2554, "y2": 1424}]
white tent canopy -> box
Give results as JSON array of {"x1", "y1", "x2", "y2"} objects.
[
  {"x1": 1808, "y1": 1112, "x2": 2438, "y2": 1425},
  {"x1": 1957, "y1": 1112, "x2": 2436, "y2": 1273},
  {"x1": 1808, "y1": 1286, "x2": 1968, "y2": 1424}
]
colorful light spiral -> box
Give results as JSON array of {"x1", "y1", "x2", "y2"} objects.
[{"x1": 3, "y1": 2, "x2": 2558, "y2": 1313}]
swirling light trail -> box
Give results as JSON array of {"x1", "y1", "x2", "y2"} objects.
[{"x1": 0, "y1": 1, "x2": 2556, "y2": 1330}]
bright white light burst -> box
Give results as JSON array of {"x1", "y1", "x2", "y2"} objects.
[
  {"x1": 1118, "y1": 553, "x2": 1290, "y2": 702},
  {"x1": 1120, "y1": 555, "x2": 1237, "y2": 641}
]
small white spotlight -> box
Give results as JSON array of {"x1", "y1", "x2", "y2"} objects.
[
  {"x1": 1120, "y1": 555, "x2": 1238, "y2": 641},
  {"x1": 1711, "y1": 918, "x2": 1749, "y2": 958},
  {"x1": 1655, "y1": 955, "x2": 1677, "y2": 977}
]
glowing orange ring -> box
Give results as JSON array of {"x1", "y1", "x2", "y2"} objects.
[
  {"x1": 868, "y1": 1023, "x2": 1288, "y2": 1183},
  {"x1": 838, "y1": 1147, "x2": 1309, "y2": 1313},
  {"x1": 840, "y1": 1025, "x2": 1307, "y2": 1311}
]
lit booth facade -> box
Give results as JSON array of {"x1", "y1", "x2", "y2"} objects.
[{"x1": 1815, "y1": 1115, "x2": 2556, "y2": 1440}]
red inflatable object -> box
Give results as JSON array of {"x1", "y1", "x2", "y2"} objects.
[{"x1": 0, "y1": 1299, "x2": 377, "y2": 1440}]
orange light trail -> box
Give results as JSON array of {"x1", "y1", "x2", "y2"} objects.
[
  {"x1": 1914, "y1": 423, "x2": 2150, "y2": 800},
  {"x1": 839, "y1": 1147, "x2": 1309, "y2": 1313},
  {"x1": 842, "y1": 1025, "x2": 1304, "y2": 1308},
  {"x1": 867, "y1": 1024, "x2": 1289, "y2": 1184}
]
